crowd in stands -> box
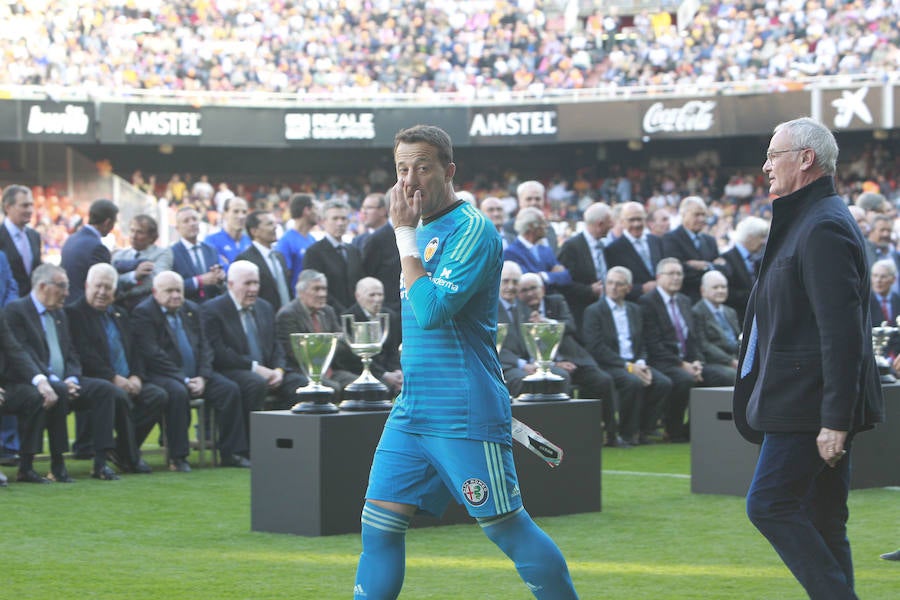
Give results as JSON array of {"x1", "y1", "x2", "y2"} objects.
[
  {"x1": 1, "y1": 1, "x2": 898, "y2": 97},
  {"x1": 2, "y1": 161, "x2": 899, "y2": 484}
]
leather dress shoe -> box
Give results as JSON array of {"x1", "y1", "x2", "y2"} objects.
[
  {"x1": 48, "y1": 467, "x2": 76, "y2": 483},
  {"x1": 17, "y1": 469, "x2": 51, "y2": 484},
  {"x1": 133, "y1": 459, "x2": 153, "y2": 474},
  {"x1": 0, "y1": 470, "x2": 7, "y2": 487},
  {"x1": 221, "y1": 454, "x2": 251, "y2": 468},
  {"x1": 169, "y1": 458, "x2": 192, "y2": 473},
  {"x1": 881, "y1": 549, "x2": 900, "y2": 561},
  {"x1": 91, "y1": 465, "x2": 120, "y2": 481}
]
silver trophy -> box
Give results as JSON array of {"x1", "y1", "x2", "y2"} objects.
[
  {"x1": 872, "y1": 318, "x2": 900, "y2": 383},
  {"x1": 517, "y1": 320, "x2": 570, "y2": 402},
  {"x1": 290, "y1": 332, "x2": 341, "y2": 414},
  {"x1": 339, "y1": 313, "x2": 394, "y2": 411},
  {"x1": 496, "y1": 322, "x2": 509, "y2": 354}
]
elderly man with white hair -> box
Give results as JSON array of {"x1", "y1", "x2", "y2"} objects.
[
  {"x1": 691, "y1": 270, "x2": 741, "y2": 380},
  {"x1": 721, "y1": 216, "x2": 769, "y2": 323},
  {"x1": 557, "y1": 201, "x2": 613, "y2": 332},
  {"x1": 661, "y1": 196, "x2": 726, "y2": 303},
  {"x1": 503, "y1": 207, "x2": 572, "y2": 293},
  {"x1": 502, "y1": 180, "x2": 559, "y2": 252},
  {"x1": 201, "y1": 260, "x2": 308, "y2": 436},
  {"x1": 342, "y1": 276, "x2": 403, "y2": 394}
]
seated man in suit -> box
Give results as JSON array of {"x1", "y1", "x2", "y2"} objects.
[
  {"x1": 234, "y1": 210, "x2": 293, "y2": 312},
  {"x1": 302, "y1": 200, "x2": 363, "y2": 314},
  {"x1": 275, "y1": 269, "x2": 360, "y2": 400},
  {"x1": 202, "y1": 260, "x2": 307, "y2": 434},
  {"x1": 0, "y1": 310, "x2": 56, "y2": 485},
  {"x1": 342, "y1": 276, "x2": 403, "y2": 395},
  {"x1": 112, "y1": 214, "x2": 173, "y2": 312},
  {"x1": 721, "y1": 216, "x2": 768, "y2": 323},
  {"x1": 5, "y1": 264, "x2": 132, "y2": 481},
  {"x1": 605, "y1": 201, "x2": 663, "y2": 302},
  {"x1": 640, "y1": 258, "x2": 733, "y2": 442},
  {"x1": 661, "y1": 196, "x2": 726, "y2": 303},
  {"x1": 691, "y1": 270, "x2": 740, "y2": 381},
  {"x1": 503, "y1": 207, "x2": 572, "y2": 293},
  {"x1": 582, "y1": 266, "x2": 672, "y2": 445},
  {"x1": 503, "y1": 179, "x2": 559, "y2": 252},
  {"x1": 60, "y1": 198, "x2": 118, "y2": 304},
  {"x1": 66, "y1": 263, "x2": 166, "y2": 474},
  {"x1": 869, "y1": 259, "x2": 900, "y2": 370},
  {"x1": 132, "y1": 271, "x2": 249, "y2": 471},
  {"x1": 517, "y1": 272, "x2": 623, "y2": 446},
  {"x1": 170, "y1": 206, "x2": 226, "y2": 303}
]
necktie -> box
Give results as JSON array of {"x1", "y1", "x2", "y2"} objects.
[
  {"x1": 668, "y1": 297, "x2": 686, "y2": 357},
  {"x1": 168, "y1": 312, "x2": 197, "y2": 378},
  {"x1": 191, "y1": 245, "x2": 205, "y2": 274},
  {"x1": 42, "y1": 311, "x2": 66, "y2": 377},
  {"x1": 881, "y1": 296, "x2": 891, "y2": 324},
  {"x1": 310, "y1": 310, "x2": 322, "y2": 333},
  {"x1": 692, "y1": 233, "x2": 702, "y2": 251},
  {"x1": 595, "y1": 242, "x2": 607, "y2": 282},
  {"x1": 16, "y1": 230, "x2": 33, "y2": 275},
  {"x1": 506, "y1": 302, "x2": 518, "y2": 327},
  {"x1": 530, "y1": 244, "x2": 542, "y2": 263},
  {"x1": 337, "y1": 244, "x2": 347, "y2": 263},
  {"x1": 104, "y1": 312, "x2": 130, "y2": 377},
  {"x1": 241, "y1": 308, "x2": 263, "y2": 363},
  {"x1": 134, "y1": 250, "x2": 141, "y2": 261},
  {"x1": 269, "y1": 251, "x2": 291, "y2": 307},
  {"x1": 635, "y1": 238, "x2": 653, "y2": 273},
  {"x1": 740, "y1": 316, "x2": 758, "y2": 378},
  {"x1": 715, "y1": 309, "x2": 737, "y2": 344}
]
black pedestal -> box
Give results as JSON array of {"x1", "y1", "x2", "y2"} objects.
[{"x1": 250, "y1": 399, "x2": 603, "y2": 536}]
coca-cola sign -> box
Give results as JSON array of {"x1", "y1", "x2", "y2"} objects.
[{"x1": 642, "y1": 100, "x2": 716, "y2": 133}]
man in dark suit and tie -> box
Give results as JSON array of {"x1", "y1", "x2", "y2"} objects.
[
  {"x1": 352, "y1": 193, "x2": 389, "y2": 252},
  {"x1": 5, "y1": 264, "x2": 132, "y2": 481},
  {"x1": 606, "y1": 201, "x2": 663, "y2": 302},
  {"x1": 582, "y1": 266, "x2": 672, "y2": 445},
  {"x1": 0, "y1": 310, "x2": 56, "y2": 485},
  {"x1": 517, "y1": 272, "x2": 623, "y2": 446},
  {"x1": 234, "y1": 210, "x2": 293, "y2": 313},
  {"x1": 720, "y1": 216, "x2": 769, "y2": 323},
  {"x1": 640, "y1": 258, "x2": 733, "y2": 442},
  {"x1": 275, "y1": 269, "x2": 360, "y2": 399},
  {"x1": 132, "y1": 271, "x2": 249, "y2": 471},
  {"x1": 66, "y1": 263, "x2": 165, "y2": 474},
  {"x1": 342, "y1": 277, "x2": 403, "y2": 394},
  {"x1": 361, "y1": 195, "x2": 402, "y2": 313},
  {"x1": 691, "y1": 270, "x2": 741, "y2": 381},
  {"x1": 661, "y1": 196, "x2": 726, "y2": 303},
  {"x1": 60, "y1": 198, "x2": 118, "y2": 305},
  {"x1": 170, "y1": 206, "x2": 225, "y2": 303},
  {"x1": 302, "y1": 200, "x2": 363, "y2": 315},
  {"x1": 0, "y1": 184, "x2": 41, "y2": 296},
  {"x1": 202, "y1": 260, "x2": 307, "y2": 434},
  {"x1": 734, "y1": 117, "x2": 883, "y2": 598},
  {"x1": 557, "y1": 201, "x2": 613, "y2": 333}
]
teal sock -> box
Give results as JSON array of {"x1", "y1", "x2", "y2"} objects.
[
  {"x1": 479, "y1": 508, "x2": 578, "y2": 600},
  {"x1": 353, "y1": 503, "x2": 411, "y2": 600}
]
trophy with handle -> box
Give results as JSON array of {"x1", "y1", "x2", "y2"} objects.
[
  {"x1": 872, "y1": 318, "x2": 900, "y2": 383},
  {"x1": 338, "y1": 313, "x2": 394, "y2": 411},
  {"x1": 289, "y1": 332, "x2": 341, "y2": 414},
  {"x1": 516, "y1": 320, "x2": 570, "y2": 402}
]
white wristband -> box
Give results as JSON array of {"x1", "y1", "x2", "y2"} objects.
[{"x1": 395, "y1": 226, "x2": 420, "y2": 258}]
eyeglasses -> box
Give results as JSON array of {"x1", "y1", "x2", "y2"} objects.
[
  {"x1": 659, "y1": 271, "x2": 683, "y2": 277},
  {"x1": 606, "y1": 280, "x2": 629, "y2": 287},
  {"x1": 765, "y1": 147, "x2": 807, "y2": 161}
]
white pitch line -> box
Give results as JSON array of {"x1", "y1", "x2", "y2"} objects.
[{"x1": 605, "y1": 469, "x2": 690, "y2": 479}]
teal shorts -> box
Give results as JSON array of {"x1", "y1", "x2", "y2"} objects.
[{"x1": 365, "y1": 426, "x2": 522, "y2": 519}]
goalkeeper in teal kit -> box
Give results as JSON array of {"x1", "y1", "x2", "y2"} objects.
[{"x1": 353, "y1": 125, "x2": 578, "y2": 600}]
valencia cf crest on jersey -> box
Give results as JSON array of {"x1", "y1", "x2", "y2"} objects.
[{"x1": 424, "y1": 237, "x2": 440, "y2": 262}]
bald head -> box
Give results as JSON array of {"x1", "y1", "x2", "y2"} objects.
[
  {"x1": 355, "y1": 276, "x2": 385, "y2": 315},
  {"x1": 700, "y1": 270, "x2": 729, "y2": 306}
]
